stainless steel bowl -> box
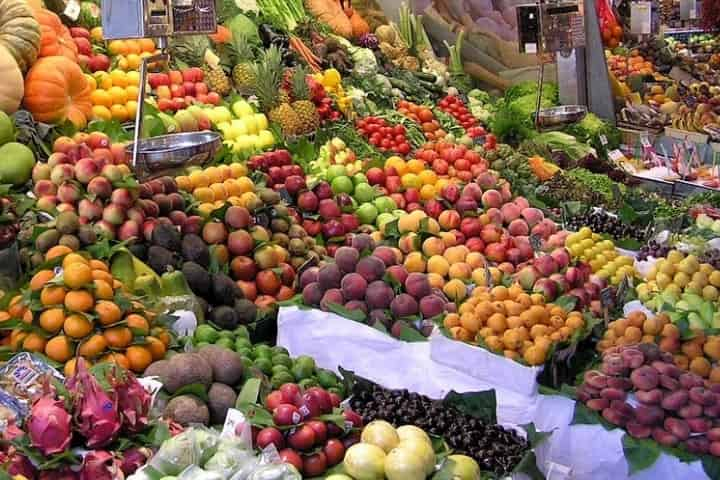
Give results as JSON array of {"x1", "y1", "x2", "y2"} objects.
[
  {"x1": 126, "y1": 131, "x2": 222, "y2": 180},
  {"x1": 534, "y1": 105, "x2": 587, "y2": 129}
]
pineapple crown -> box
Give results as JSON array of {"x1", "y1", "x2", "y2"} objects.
[
  {"x1": 230, "y1": 32, "x2": 254, "y2": 64},
  {"x1": 252, "y1": 46, "x2": 283, "y2": 113},
  {"x1": 291, "y1": 66, "x2": 311, "y2": 102},
  {"x1": 169, "y1": 35, "x2": 211, "y2": 68}
]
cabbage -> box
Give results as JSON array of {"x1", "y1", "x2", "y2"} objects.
[
  {"x1": 351, "y1": 48, "x2": 378, "y2": 76},
  {"x1": 227, "y1": 14, "x2": 260, "y2": 46}
]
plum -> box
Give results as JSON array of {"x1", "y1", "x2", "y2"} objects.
[
  {"x1": 664, "y1": 418, "x2": 690, "y2": 440},
  {"x1": 621, "y1": 347, "x2": 645, "y2": 369},
  {"x1": 626, "y1": 421, "x2": 652, "y2": 439},
  {"x1": 601, "y1": 407, "x2": 628, "y2": 427},
  {"x1": 318, "y1": 264, "x2": 342, "y2": 290},
  {"x1": 404, "y1": 272, "x2": 431, "y2": 299},
  {"x1": 302, "y1": 283, "x2": 323, "y2": 307},
  {"x1": 659, "y1": 375, "x2": 680, "y2": 391},
  {"x1": 661, "y1": 390, "x2": 689, "y2": 411},
  {"x1": 335, "y1": 247, "x2": 360, "y2": 274},
  {"x1": 299, "y1": 267, "x2": 320, "y2": 289},
  {"x1": 356, "y1": 255, "x2": 386, "y2": 282},
  {"x1": 679, "y1": 373, "x2": 704, "y2": 390},
  {"x1": 420, "y1": 295, "x2": 445, "y2": 319},
  {"x1": 390, "y1": 293, "x2": 419, "y2": 317},
  {"x1": 651, "y1": 361, "x2": 682, "y2": 378},
  {"x1": 320, "y1": 289, "x2": 344, "y2": 311},
  {"x1": 369, "y1": 309, "x2": 391, "y2": 328},
  {"x1": 634, "y1": 405, "x2": 664, "y2": 426},
  {"x1": 687, "y1": 417, "x2": 711, "y2": 433},
  {"x1": 351, "y1": 233, "x2": 375, "y2": 252},
  {"x1": 366, "y1": 281, "x2": 394, "y2": 310},
  {"x1": 372, "y1": 246, "x2": 397, "y2": 266},
  {"x1": 606, "y1": 377, "x2": 632, "y2": 391},
  {"x1": 600, "y1": 388, "x2": 626, "y2": 402},
  {"x1": 341, "y1": 273, "x2": 368, "y2": 301}
]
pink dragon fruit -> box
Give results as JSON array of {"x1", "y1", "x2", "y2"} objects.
[
  {"x1": 8, "y1": 453, "x2": 37, "y2": 478},
  {"x1": 119, "y1": 447, "x2": 152, "y2": 475},
  {"x1": 26, "y1": 396, "x2": 72, "y2": 456},
  {"x1": 79, "y1": 450, "x2": 123, "y2": 480},
  {"x1": 66, "y1": 360, "x2": 120, "y2": 448},
  {"x1": 113, "y1": 368, "x2": 150, "y2": 433},
  {"x1": 39, "y1": 467, "x2": 79, "y2": 479}
]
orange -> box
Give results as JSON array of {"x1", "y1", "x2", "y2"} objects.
[
  {"x1": 78, "y1": 334, "x2": 108, "y2": 358},
  {"x1": 21, "y1": 310, "x2": 32, "y2": 324},
  {"x1": 93, "y1": 279, "x2": 114, "y2": 300},
  {"x1": 204, "y1": 166, "x2": 222, "y2": 184},
  {"x1": 63, "y1": 262, "x2": 93, "y2": 289},
  {"x1": 153, "y1": 328, "x2": 172, "y2": 347},
  {"x1": 110, "y1": 105, "x2": 129, "y2": 122},
  {"x1": 45, "y1": 245, "x2": 73, "y2": 260},
  {"x1": 176, "y1": 176, "x2": 192, "y2": 191},
  {"x1": 45, "y1": 336, "x2": 73, "y2": 363},
  {"x1": 193, "y1": 187, "x2": 214, "y2": 203},
  {"x1": 125, "y1": 314, "x2": 149, "y2": 335},
  {"x1": 406, "y1": 159, "x2": 426, "y2": 174},
  {"x1": 110, "y1": 69, "x2": 128, "y2": 87},
  {"x1": 125, "y1": 100, "x2": 138, "y2": 118},
  {"x1": 23, "y1": 333, "x2": 47, "y2": 353},
  {"x1": 41, "y1": 286, "x2": 67, "y2": 306},
  {"x1": 108, "y1": 86, "x2": 127, "y2": 105},
  {"x1": 85, "y1": 73, "x2": 97, "y2": 91},
  {"x1": 62, "y1": 253, "x2": 89, "y2": 268},
  {"x1": 91, "y1": 89, "x2": 113, "y2": 107},
  {"x1": 104, "y1": 326, "x2": 132, "y2": 348},
  {"x1": 224, "y1": 179, "x2": 242, "y2": 197},
  {"x1": 7, "y1": 295, "x2": 24, "y2": 317},
  {"x1": 139, "y1": 38, "x2": 155, "y2": 52},
  {"x1": 210, "y1": 183, "x2": 227, "y2": 201},
  {"x1": 30, "y1": 270, "x2": 56, "y2": 291},
  {"x1": 100, "y1": 352, "x2": 130, "y2": 369},
  {"x1": 91, "y1": 105, "x2": 112, "y2": 121},
  {"x1": 92, "y1": 269, "x2": 114, "y2": 284},
  {"x1": 39, "y1": 308, "x2": 65, "y2": 334},
  {"x1": 64, "y1": 290, "x2": 94, "y2": 312},
  {"x1": 126, "y1": 53, "x2": 141, "y2": 70},
  {"x1": 64, "y1": 314, "x2": 93, "y2": 338},
  {"x1": 108, "y1": 40, "x2": 128, "y2": 55},
  {"x1": 64, "y1": 358, "x2": 92, "y2": 377},
  {"x1": 95, "y1": 301, "x2": 122, "y2": 326},
  {"x1": 126, "y1": 70, "x2": 141, "y2": 86},
  {"x1": 189, "y1": 170, "x2": 210, "y2": 188},
  {"x1": 10, "y1": 330, "x2": 26, "y2": 350},
  {"x1": 125, "y1": 345, "x2": 153, "y2": 372},
  {"x1": 145, "y1": 336, "x2": 167, "y2": 360},
  {"x1": 125, "y1": 40, "x2": 141, "y2": 54}
]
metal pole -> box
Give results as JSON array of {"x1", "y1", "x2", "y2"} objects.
[{"x1": 535, "y1": 0, "x2": 545, "y2": 130}]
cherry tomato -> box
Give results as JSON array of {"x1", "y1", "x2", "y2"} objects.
[
  {"x1": 397, "y1": 143, "x2": 411, "y2": 155},
  {"x1": 394, "y1": 134, "x2": 406, "y2": 143},
  {"x1": 393, "y1": 125, "x2": 406, "y2": 135},
  {"x1": 380, "y1": 138, "x2": 392, "y2": 148}
]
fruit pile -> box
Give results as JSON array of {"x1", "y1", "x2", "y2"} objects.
[
  {"x1": 89, "y1": 69, "x2": 141, "y2": 122},
  {"x1": 565, "y1": 210, "x2": 647, "y2": 243},
  {"x1": 301, "y1": 235, "x2": 452, "y2": 337},
  {"x1": 396, "y1": 99, "x2": 446, "y2": 141},
  {"x1": 311, "y1": 137, "x2": 364, "y2": 176},
  {"x1": 149, "y1": 69, "x2": 220, "y2": 112},
  {"x1": 107, "y1": 38, "x2": 159, "y2": 71},
  {"x1": 564, "y1": 227, "x2": 637, "y2": 285},
  {"x1": 356, "y1": 116, "x2": 411, "y2": 155},
  {"x1": 246, "y1": 149, "x2": 303, "y2": 190},
  {"x1": 3, "y1": 254, "x2": 165, "y2": 375},
  {"x1": 71, "y1": 27, "x2": 112, "y2": 73},
  {"x1": 349, "y1": 381, "x2": 529, "y2": 475},
  {"x1": 214, "y1": 100, "x2": 276, "y2": 153},
  {"x1": 175, "y1": 162, "x2": 254, "y2": 214},
  {"x1": 258, "y1": 383, "x2": 355, "y2": 477},
  {"x1": 445, "y1": 284, "x2": 587, "y2": 365},
  {"x1": 413, "y1": 141, "x2": 487, "y2": 183},
  {"x1": 577, "y1": 343, "x2": 720, "y2": 456},
  {"x1": 438, "y1": 94, "x2": 481, "y2": 131},
  {"x1": 641, "y1": 250, "x2": 720, "y2": 303}
]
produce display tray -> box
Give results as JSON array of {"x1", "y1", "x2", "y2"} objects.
[
  {"x1": 664, "y1": 127, "x2": 709, "y2": 144},
  {"x1": 675, "y1": 179, "x2": 720, "y2": 195}
]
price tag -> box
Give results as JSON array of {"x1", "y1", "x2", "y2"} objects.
[
  {"x1": 484, "y1": 262, "x2": 493, "y2": 288},
  {"x1": 600, "y1": 287, "x2": 614, "y2": 326},
  {"x1": 616, "y1": 276, "x2": 629, "y2": 304},
  {"x1": 222, "y1": 408, "x2": 251, "y2": 442},
  {"x1": 64, "y1": 0, "x2": 81, "y2": 21},
  {"x1": 630, "y1": 2, "x2": 652, "y2": 35},
  {"x1": 171, "y1": 310, "x2": 197, "y2": 337},
  {"x1": 599, "y1": 134, "x2": 608, "y2": 146},
  {"x1": 608, "y1": 149, "x2": 625, "y2": 162},
  {"x1": 529, "y1": 234, "x2": 542, "y2": 252}
]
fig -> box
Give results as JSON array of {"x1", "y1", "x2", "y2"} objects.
[
  {"x1": 600, "y1": 388, "x2": 626, "y2": 402},
  {"x1": 626, "y1": 421, "x2": 652, "y2": 439},
  {"x1": 679, "y1": 372, "x2": 704, "y2": 390},
  {"x1": 601, "y1": 353, "x2": 627, "y2": 376},
  {"x1": 652, "y1": 427, "x2": 679, "y2": 447},
  {"x1": 582, "y1": 385, "x2": 600, "y2": 397},
  {"x1": 659, "y1": 374, "x2": 680, "y2": 391},
  {"x1": 661, "y1": 390, "x2": 689, "y2": 411},
  {"x1": 607, "y1": 376, "x2": 633, "y2": 391},
  {"x1": 685, "y1": 436, "x2": 709, "y2": 455},
  {"x1": 652, "y1": 361, "x2": 681, "y2": 378},
  {"x1": 664, "y1": 418, "x2": 690, "y2": 440},
  {"x1": 601, "y1": 407, "x2": 628, "y2": 426},
  {"x1": 677, "y1": 402, "x2": 703, "y2": 419},
  {"x1": 688, "y1": 417, "x2": 711, "y2": 433},
  {"x1": 636, "y1": 389, "x2": 663, "y2": 405},
  {"x1": 630, "y1": 366, "x2": 659, "y2": 391},
  {"x1": 584, "y1": 370, "x2": 607, "y2": 389},
  {"x1": 621, "y1": 347, "x2": 645, "y2": 369},
  {"x1": 689, "y1": 386, "x2": 716, "y2": 406},
  {"x1": 586, "y1": 398, "x2": 609, "y2": 411},
  {"x1": 634, "y1": 405, "x2": 664, "y2": 426}
]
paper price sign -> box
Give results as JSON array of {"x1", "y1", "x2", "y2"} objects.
[{"x1": 630, "y1": 2, "x2": 652, "y2": 35}]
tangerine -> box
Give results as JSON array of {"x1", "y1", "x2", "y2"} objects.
[
  {"x1": 7, "y1": 295, "x2": 24, "y2": 317},
  {"x1": 30, "y1": 270, "x2": 55, "y2": 291},
  {"x1": 100, "y1": 352, "x2": 130, "y2": 369},
  {"x1": 39, "y1": 308, "x2": 65, "y2": 333},
  {"x1": 95, "y1": 301, "x2": 122, "y2": 326},
  {"x1": 64, "y1": 314, "x2": 93, "y2": 338},
  {"x1": 104, "y1": 326, "x2": 132, "y2": 348},
  {"x1": 63, "y1": 262, "x2": 93, "y2": 289},
  {"x1": 78, "y1": 334, "x2": 108, "y2": 358},
  {"x1": 45, "y1": 245, "x2": 73, "y2": 260},
  {"x1": 145, "y1": 336, "x2": 167, "y2": 360},
  {"x1": 23, "y1": 333, "x2": 47, "y2": 352},
  {"x1": 64, "y1": 290, "x2": 94, "y2": 312},
  {"x1": 93, "y1": 279, "x2": 114, "y2": 300},
  {"x1": 45, "y1": 336, "x2": 73, "y2": 363},
  {"x1": 125, "y1": 314, "x2": 149, "y2": 335},
  {"x1": 41, "y1": 286, "x2": 67, "y2": 306},
  {"x1": 126, "y1": 345, "x2": 153, "y2": 372}
]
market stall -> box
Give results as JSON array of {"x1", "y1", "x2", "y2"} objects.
[{"x1": 2, "y1": 0, "x2": 720, "y2": 479}]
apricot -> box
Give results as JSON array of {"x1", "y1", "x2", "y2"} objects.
[
  {"x1": 625, "y1": 326, "x2": 642, "y2": 343},
  {"x1": 426, "y1": 272, "x2": 444, "y2": 289},
  {"x1": 704, "y1": 338, "x2": 720, "y2": 360},
  {"x1": 524, "y1": 346, "x2": 546, "y2": 365},
  {"x1": 427, "y1": 255, "x2": 450, "y2": 277},
  {"x1": 566, "y1": 315, "x2": 585, "y2": 330},
  {"x1": 627, "y1": 311, "x2": 646, "y2": 328},
  {"x1": 613, "y1": 318, "x2": 630, "y2": 337},
  {"x1": 642, "y1": 317, "x2": 661, "y2": 335},
  {"x1": 443, "y1": 313, "x2": 461, "y2": 329},
  {"x1": 460, "y1": 313, "x2": 481, "y2": 333},
  {"x1": 487, "y1": 313, "x2": 507, "y2": 333},
  {"x1": 404, "y1": 252, "x2": 426, "y2": 273},
  {"x1": 477, "y1": 327, "x2": 493, "y2": 338},
  {"x1": 448, "y1": 262, "x2": 472, "y2": 280},
  {"x1": 682, "y1": 342, "x2": 704, "y2": 360},
  {"x1": 662, "y1": 323, "x2": 680, "y2": 339},
  {"x1": 507, "y1": 316, "x2": 523, "y2": 329},
  {"x1": 690, "y1": 357, "x2": 712, "y2": 377},
  {"x1": 443, "y1": 246, "x2": 466, "y2": 265},
  {"x1": 485, "y1": 335, "x2": 503, "y2": 351}
]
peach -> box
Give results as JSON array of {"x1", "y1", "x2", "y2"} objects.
[
  {"x1": 398, "y1": 211, "x2": 425, "y2": 233},
  {"x1": 508, "y1": 219, "x2": 529, "y2": 236},
  {"x1": 372, "y1": 246, "x2": 397, "y2": 266},
  {"x1": 481, "y1": 189, "x2": 503, "y2": 209},
  {"x1": 341, "y1": 273, "x2": 368, "y2": 301},
  {"x1": 318, "y1": 264, "x2": 342, "y2": 290},
  {"x1": 480, "y1": 224, "x2": 503, "y2": 244},
  {"x1": 398, "y1": 233, "x2": 419, "y2": 254},
  {"x1": 486, "y1": 207, "x2": 503, "y2": 225},
  {"x1": 320, "y1": 289, "x2": 345, "y2": 311},
  {"x1": 531, "y1": 222, "x2": 552, "y2": 239},
  {"x1": 391, "y1": 294, "x2": 419, "y2": 317},
  {"x1": 356, "y1": 256, "x2": 386, "y2": 282},
  {"x1": 472, "y1": 268, "x2": 489, "y2": 287},
  {"x1": 521, "y1": 208, "x2": 544, "y2": 227},
  {"x1": 404, "y1": 252, "x2": 426, "y2": 273},
  {"x1": 443, "y1": 279, "x2": 467, "y2": 301},
  {"x1": 53, "y1": 136, "x2": 76, "y2": 154},
  {"x1": 514, "y1": 196, "x2": 530, "y2": 210},
  {"x1": 500, "y1": 203, "x2": 521, "y2": 223},
  {"x1": 427, "y1": 272, "x2": 444, "y2": 289},
  {"x1": 448, "y1": 262, "x2": 472, "y2": 280},
  {"x1": 34, "y1": 179, "x2": 57, "y2": 197},
  {"x1": 366, "y1": 281, "x2": 394, "y2": 310},
  {"x1": 466, "y1": 252, "x2": 484, "y2": 269},
  {"x1": 427, "y1": 255, "x2": 450, "y2": 277},
  {"x1": 439, "y1": 231, "x2": 457, "y2": 248},
  {"x1": 422, "y1": 237, "x2": 446, "y2": 257},
  {"x1": 443, "y1": 246, "x2": 467, "y2": 265},
  {"x1": 485, "y1": 243, "x2": 506, "y2": 263},
  {"x1": 439, "y1": 210, "x2": 461, "y2": 230},
  {"x1": 425, "y1": 218, "x2": 440, "y2": 234},
  {"x1": 405, "y1": 272, "x2": 432, "y2": 299},
  {"x1": 335, "y1": 246, "x2": 360, "y2": 273},
  {"x1": 420, "y1": 295, "x2": 445, "y2": 318},
  {"x1": 227, "y1": 230, "x2": 254, "y2": 256},
  {"x1": 387, "y1": 265, "x2": 409, "y2": 285},
  {"x1": 51, "y1": 164, "x2": 74, "y2": 185},
  {"x1": 32, "y1": 163, "x2": 52, "y2": 182}
]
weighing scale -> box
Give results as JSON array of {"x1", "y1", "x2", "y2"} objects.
[
  {"x1": 101, "y1": 0, "x2": 222, "y2": 180},
  {"x1": 516, "y1": 0, "x2": 615, "y2": 128}
]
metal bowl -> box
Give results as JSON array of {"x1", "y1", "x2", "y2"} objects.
[
  {"x1": 126, "y1": 131, "x2": 222, "y2": 180},
  {"x1": 534, "y1": 105, "x2": 587, "y2": 129}
]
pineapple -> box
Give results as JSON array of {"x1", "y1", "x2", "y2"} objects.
[
  {"x1": 203, "y1": 49, "x2": 231, "y2": 97},
  {"x1": 253, "y1": 47, "x2": 300, "y2": 136},
  {"x1": 290, "y1": 67, "x2": 320, "y2": 135},
  {"x1": 230, "y1": 33, "x2": 256, "y2": 94}
]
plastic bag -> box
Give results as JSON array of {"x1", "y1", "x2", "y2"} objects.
[
  {"x1": 247, "y1": 464, "x2": 302, "y2": 480},
  {"x1": 145, "y1": 427, "x2": 220, "y2": 476},
  {"x1": 596, "y1": 0, "x2": 623, "y2": 48},
  {"x1": 204, "y1": 437, "x2": 256, "y2": 478},
  {"x1": 177, "y1": 465, "x2": 224, "y2": 480}
]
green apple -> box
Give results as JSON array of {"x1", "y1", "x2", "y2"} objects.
[
  {"x1": 331, "y1": 176, "x2": 354, "y2": 195},
  {"x1": 258, "y1": 130, "x2": 275, "y2": 148},
  {"x1": 376, "y1": 212, "x2": 395, "y2": 230},
  {"x1": 374, "y1": 196, "x2": 396, "y2": 214},
  {"x1": 326, "y1": 164, "x2": 347, "y2": 180},
  {"x1": 232, "y1": 100, "x2": 254, "y2": 118},
  {"x1": 392, "y1": 209, "x2": 407, "y2": 217},
  {"x1": 353, "y1": 183, "x2": 375, "y2": 204},
  {"x1": 353, "y1": 172, "x2": 368, "y2": 186},
  {"x1": 356, "y1": 203, "x2": 379, "y2": 225},
  {"x1": 254, "y1": 113, "x2": 268, "y2": 130}
]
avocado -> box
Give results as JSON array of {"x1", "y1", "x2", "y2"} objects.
[
  {"x1": 147, "y1": 246, "x2": 179, "y2": 275},
  {"x1": 212, "y1": 272, "x2": 241, "y2": 306},
  {"x1": 234, "y1": 298, "x2": 257, "y2": 325},
  {"x1": 209, "y1": 305, "x2": 238, "y2": 330},
  {"x1": 181, "y1": 233, "x2": 210, "y2": 268},
  {"x1": 152, "y1": 223, "x2": 181, "y2": 251},
  {"x1": 182, "y1": 261, "x2": 211, "y2": 298},
  {"x1": 207, "y1": 382, "x2": 237, "y2": 425}
]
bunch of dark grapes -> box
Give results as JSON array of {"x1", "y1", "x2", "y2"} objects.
[
  {"x1": 637, "y1": 240, "x2": 671, "y2": 260},
  {"x1": 565, "y1": 210, "x2": 646, "y2": 242},
  {"x1": 349, "y1": 383, "x2": 528, "y2": 476},
  {"x1": 699, "y1": 248, "x2": 720, "y2": 269}
]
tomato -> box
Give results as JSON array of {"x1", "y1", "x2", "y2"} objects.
[
  {"x1": 454, "y1": 158, "x2": 470, "y2": 171},
  {"x1": 393, "y1": 125, "x2": 406, "y2": 135},
  {"x1": 457, "y1": 170, "x2": 473, "y2": 182},
  {"x1": 432, "y1": 159, "x2": 449, "y2": 175},
  {"x1": 398, "y1": 100, "x2": 409, "y2": 109},
  {"x1": 418, "y1": 109, "x2": 433, "y2": 122},
  {"x1": 369, "y1": 136, "x2": 381, "y2": 146},
  {"x1": 397, "y1": 143, "x2": 411, "y2": 155},
  {"x1": 393, "y1": 134, "x2": 405, "y2": 143},
  {"x1": 367, "y1": 124, "x2": 379, "y2": 133},
  {"x1": 379, "y1": 126, "x2": 390, "y2": 136},
  {"x1": 485, "y1": 133, "x2": 497, "y2": 150},
  {"x1": 380, "y1": 138, "x2": 392, "y2": 148}
]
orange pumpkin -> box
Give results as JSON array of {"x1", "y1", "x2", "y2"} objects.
[
  {"x1": 33, "y1": 7, "x2": 77, "y2": 61},
  {"x1": 23, "y1": 56, "x2": 92, "y2": 128}
]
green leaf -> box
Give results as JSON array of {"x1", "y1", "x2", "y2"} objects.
[
  {"x1": 237, "y1": 402, "x2": 275, "y2": 428},
  {"x1": 170, "y1": 383, "x2": 209, "y2": 402},
  {"x1": 86, "y1": 119, "x2": 132, "y2": 142},
  {"x1": 236, "y1": 378, "x2": 261, "y2": 407},
  {"x1": 317, "y1": 409, "x2": 346, "y2": 429},
  {"x1": 571, "y1": 401, "x2": 614, "y2": 430},
  {"x1": 521, "y1": 423, "x2": 553, "y2": 447},
  {"x1": 443, "y1": 390, "x2": 497, "y2": 424},
  {"x1": 702, "y1": 455, "x2": 720, "y2": 479},
  {"x1": 622, "y1": 434, "x2": 661, "y2": 475},
  {"x1": 326, "y1": 302, "x2": 367, "y2": 323},
  {"x1": 513, "y1": 451, "x2": 546, "y2": 480},
  {"x1": 554, "y1": 295, "x2": 577, "y2": 312},
  {"x1": 397, "y1": 323, "x2": 428, "y2": 342}
]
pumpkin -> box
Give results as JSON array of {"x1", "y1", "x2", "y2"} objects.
[
  {"x1": 33, "y1": 7, "x2": 77, "y2": 61},
  {"x1": 23, "y1": 56, "x2": 92, "y2": 128},
  {"x1": 0, "y1": 0, "x2": 41, "y2": 73},
  {"x1": 0, "y1": 44, "x2": 23, "y2": 113}
]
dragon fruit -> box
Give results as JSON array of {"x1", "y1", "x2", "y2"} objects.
[
  {"x1": 113, "y1": 368, "x2": 151, "y2": 433},
  {"x1": 66, "y1": 360, "x2": 120, "y2": 448},
  {"x1": 8, "y1": 454, "x2": 37, "y2": 478},
  {"x1": 26, "y1": 396, "x2": 72, "y2": 456},
  {"x1": 358, "y1": 33, "x2": 379, "y2": 49},
  {"x1": 79, "y1": 450, "x2": 123, "y2": 480},
  {"x1": 119, "y1": 446, "x2": 152, "y2": 475}
]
